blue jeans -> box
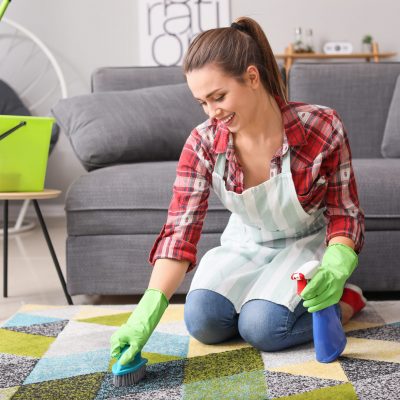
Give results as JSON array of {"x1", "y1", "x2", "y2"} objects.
[{"x1": 184, "y1": 289, "x2": 316, "y2": 352}]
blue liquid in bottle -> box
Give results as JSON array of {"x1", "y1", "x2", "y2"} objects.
[{"x1": 313, "y1": 304, "x2": 347, "y2": 363}]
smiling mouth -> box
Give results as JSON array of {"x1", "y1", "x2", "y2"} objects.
[{"x1": 220, "y1": 113, "x2": 235, "y2": 125}]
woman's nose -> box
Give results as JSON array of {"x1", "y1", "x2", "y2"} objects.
[{"x1": 211, "y1": 107, "x2": 222, "y2": 119}]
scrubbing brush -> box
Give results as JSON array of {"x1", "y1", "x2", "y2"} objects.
[{"x1": 112, "y1": 348, "x2": 148, "y2": 386}]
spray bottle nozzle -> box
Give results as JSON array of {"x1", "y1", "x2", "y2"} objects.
[
  {"x1": 291, "y1": 273, "x2": 307, "y2": 295},
  {"x1": 291, "y1": 260, "x2": 320, "y2": 295}
]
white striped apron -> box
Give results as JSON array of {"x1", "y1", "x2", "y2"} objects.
[{"x1": 188, "y1": 146, "x2": 328, "y2": 312}]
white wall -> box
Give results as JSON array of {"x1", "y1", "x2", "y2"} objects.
[
  {"x1": 4, "y1": 0, "x2": 400, "y2": 213},
  {"x1": 239, "y1": 0, "x2": 400, "y2": 57}
]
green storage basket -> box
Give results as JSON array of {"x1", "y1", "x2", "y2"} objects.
[{"x1": 0, "y1": 115, "x2": 54, "y2": 192}]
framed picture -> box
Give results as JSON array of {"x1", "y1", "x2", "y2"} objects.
[{"x1": 138, "y1": 0, "x2": 232, "y2": 66}]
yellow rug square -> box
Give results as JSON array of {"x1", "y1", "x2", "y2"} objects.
[
  {"x1": 343, "y1": 337, "x2": 400, "y2": 363},
  {"x1": 269, "y1": 359, "x2": 348, "y2": 382},
  {"x1": 187, "y1": 336, "x2": 251, "y2": 358},
  {"x1": 0, "y1": 386, "x2": 19, "y2": 400}
]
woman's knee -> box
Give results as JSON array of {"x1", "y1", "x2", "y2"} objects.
[
  {"x1": 238, "y1": 300, "x2": 290, "y2": 352},
  {"x1": 184, "y1": 289, "x2": 239, "y2": 344}
]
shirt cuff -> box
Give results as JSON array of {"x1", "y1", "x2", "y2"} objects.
[
  {"x1": 326, "y1": 215, "x2": 365, "y2": 254},
  {"x1": 148, "y1": 236, "x2": 197, "y2": 272}
]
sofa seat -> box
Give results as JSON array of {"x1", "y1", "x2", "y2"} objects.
[
  {"x1": 66, "y1": 162, "x2": 229, "y2": 236},
  {"x1": 65, "y1": 158, "x2": 400, "y2": 295},
  {"x1": 66, "y1": 159, "x2": 400, "y2": 237}
]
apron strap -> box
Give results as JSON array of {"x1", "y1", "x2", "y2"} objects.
[
  {"x1": 281, "y1": 147, "x2": 291, "y2": 174},
  {"x1": 214, "y1": 152, "x2": 227, "y2": 177}
]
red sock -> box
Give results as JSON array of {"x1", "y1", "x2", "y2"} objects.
[{"x1": 340, "y1": 283, "x2": 367, "y2": 315}]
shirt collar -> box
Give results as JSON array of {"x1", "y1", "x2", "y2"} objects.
[{"x1": 211, "y1": 96, "x2": 308, "y2": 154}]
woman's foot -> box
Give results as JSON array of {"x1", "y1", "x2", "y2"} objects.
[{"x1": 339, "y1": 284, "x2": 367, "y2": 325}]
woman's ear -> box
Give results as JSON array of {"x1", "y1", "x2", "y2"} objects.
[{"x1": 246, "y1": 65, "x2": 260, "y2": 88}]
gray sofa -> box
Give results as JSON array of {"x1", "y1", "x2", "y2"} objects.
[{"x1": 52, "y1": 62, "x2": 400, "y2": 297}]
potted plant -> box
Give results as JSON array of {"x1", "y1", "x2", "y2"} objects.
[{"x1": 362, "y1": 34, "x2": 373, "y2": 53}]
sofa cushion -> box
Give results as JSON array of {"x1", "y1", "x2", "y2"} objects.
[
  {"x1": 66, "y1": 159, "x2": 400, "y2": 237},
  {"x1": 66, "y1": 162, "x2": 229, "y2": 236},
  {"x1": 52, "y1": 83, "x2": 206, "y2": 171},
  {"x1": 381, "y1": 75, "x2": 400, "y2": 158},
  {"x1": 289, "y1": 63, "x2": 400, "y2": 158}
]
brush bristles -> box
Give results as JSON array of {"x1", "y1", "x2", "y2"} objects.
[{"x1": 112, "y1": 364, "x2": 146, "y2": 387}]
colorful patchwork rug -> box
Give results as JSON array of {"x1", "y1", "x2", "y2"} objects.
[{"x1": 0, "y1": 301, "x2": 399, "y2": 399}]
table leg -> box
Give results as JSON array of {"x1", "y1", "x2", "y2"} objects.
[
  {"x1": 3, "y1": 200, "x2": 8, "y2": 297},
  {"x1": 32, "y1": 200, "x2": 73, "y2": 305}
]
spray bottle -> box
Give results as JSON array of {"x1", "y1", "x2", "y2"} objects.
[{"x1": 291, "y1": 260, "x2": 347, "y2": 363}]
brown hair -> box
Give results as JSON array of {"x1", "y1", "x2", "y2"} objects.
[{"x1": 183, "y1": 17, "x2": 287, "y2": 102}]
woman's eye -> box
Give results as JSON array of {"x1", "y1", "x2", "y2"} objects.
[{"x1": 198, "y1": 95, "x2": 225, "y2": 107}]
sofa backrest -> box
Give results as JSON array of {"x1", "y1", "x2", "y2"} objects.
[
  {"x1": 91, "y1": 66, "x2": 186, "y2": 93},
  {"x1": 90, "y1": 63, "x2": 400, "y2": 159},
  {"x1": 91, "y1": 63, "x2": 286, "y2": 93},
  {"x1": 288, "y1": 62, "x2": 400, "y2": 159}
]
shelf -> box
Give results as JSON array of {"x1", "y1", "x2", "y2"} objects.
[
  {"x1": 275, "y1": 52, "x2": 396, "y2": 60},
  {"x1": 275, "y1": 42, "x2": 397, "y2": 89}
]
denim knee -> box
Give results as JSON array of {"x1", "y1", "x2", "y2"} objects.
[
  {"x1": 184, "y1": 289, "x2": 239, "y2": 345},
  {"x1": 238, "y1": 300, "x2": 292, "y2": 352}
]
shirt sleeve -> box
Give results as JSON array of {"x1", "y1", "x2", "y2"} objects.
[
  {"x1": 148, "y1": 129, "x2": 212, "y2": 272},
  {"x1": 323, "y1": 112, "x2": 365, "y2": 254}
]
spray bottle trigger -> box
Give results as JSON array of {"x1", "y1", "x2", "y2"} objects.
[
  {"x1": 291, "y1": 272, "x2": 308, "y2": 295},
  {"x1": 291, "y1": 260, "x2": 320, "y2": 296}
]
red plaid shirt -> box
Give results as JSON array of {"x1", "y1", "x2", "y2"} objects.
[{"x1": 149, "y1": 97, "x2": 365, "y2": 272}]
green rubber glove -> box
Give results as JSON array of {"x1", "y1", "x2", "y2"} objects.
[
  {"x1": 301, "y1": 243, "x2": 358, "y2": 313},
  {"x1": 110, "y1": 288, "x2": 168, "y2": 365}
]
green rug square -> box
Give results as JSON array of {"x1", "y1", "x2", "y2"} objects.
[
  {"x1": 78, "y1": 313, "x2": 130, "y2": 327},
  {"x1": 0, "y1": 329, "x2": 54, "y2": 358},
  {"x1": 183, "y1": 370, "x2": 266, "y2": 400},
  {"x1": 184, "y1": 347, "x2": 264, "y2": 384},
  {"x1": 12, "y1": 372, "x2": 105, "y2": 400}
]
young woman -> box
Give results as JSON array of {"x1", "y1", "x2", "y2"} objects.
[{"x1": 110, "y1": 17, "x2": 366, "y2": 365}]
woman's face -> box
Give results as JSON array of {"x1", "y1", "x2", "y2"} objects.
[{"x1": 186, "y1": 63, "x2": 259, "y2": 132}]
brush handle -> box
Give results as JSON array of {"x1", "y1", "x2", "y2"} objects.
[{"x1": 112, "y1": 349, "x2": 148, "y2": 376}]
